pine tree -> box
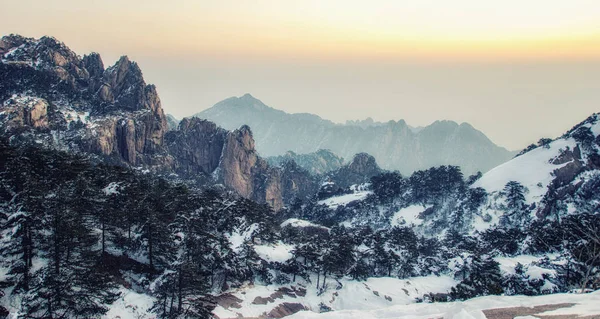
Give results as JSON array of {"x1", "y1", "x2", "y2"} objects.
[
  {"x1": 451, "y1": 254, "x2": 503, "y2": 300},
  {"x1": 501, "y1": 181, "x2": 528, "y2": 226}
]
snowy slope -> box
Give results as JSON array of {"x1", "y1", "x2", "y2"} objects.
[
  {"x1": 287, "y1": 290, "x2": 600, "y2": 319},
  {"x1": 473, "y1": 138, "x2": 576, "y2": 204},
  {"x1": 390, "y1": 205, "x2": 432, "y2": 226},
  {"x1": 213, "y1": 275, "x2": 456, "y2": 319},
  {"x1": 281, "y1": 218, "x2": 329, "y2": 230},
  {"x1": 317, "y1": 190, "x2": 372, "y2": 208}
]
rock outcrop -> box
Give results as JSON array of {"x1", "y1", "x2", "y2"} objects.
[
  {"x1": 165, "y1": 117, "x2": 227, "y2": 175},
  {"x1": 0, "y1": 35, "x2": 168, "y2": 167},
  {"x1": 1, "y1": 96, "x2": 49, "y2": 131},
  {"x1": 219, "y1": 125, "x2": 286, "y2": 210},
  {"x1": 329, "y1": 153, "x2": 382, "y2": 188}
]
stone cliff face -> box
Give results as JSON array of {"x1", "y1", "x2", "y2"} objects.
[
  {"x1": 165, "y1": 117, "x2": 227, "y2": 175},
  {"x1": 1, "y1": 96, "x2": 49, "y2": 132},
  {"x1": 220, "y1": 125, "x2": 259, "y2": 198},
  {"x1": 219, "y1": 125, "x2": 286, "y2": 210},
  {"x1": 0, "y1": 34, "x2": 168, "y2": 167}
]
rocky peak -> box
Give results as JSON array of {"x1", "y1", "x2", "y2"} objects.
[
  {"x1": 0, "y1": 34, "x2": 28, "y2": 55},
  {"x1": 104, "y1": 56, "x2": 139, "y2": 89},
  {"x1": 329, "y1": 153, "x2": 381, "y2": 188},
  {"x1": 1, "y1": 35, "x2": 91, "y2": 95},
  {"x1": 97, "y1": 55, "x2": 150, "y2": 111},
  {"x1": 347, "y1": 153, "x2": 380, "y2": 175},
  {"x1": 165, "y1": 117, "x2": 228, "y2": 175},
  {"x1": 82, "y1": 52, "x2": 104, "y2": 79},
  {"x1": 220, "y1": 126, "x2": 261, "y2": 198},
  {"x1": 0, "y1": 35, "x2": 168, "y2": 165},
  {"x1": 82, "y1": 52, "x2": 104, "y2": 96},
  {"x1": 235, "y1": 125, "x2": 256, "y2": 151}
]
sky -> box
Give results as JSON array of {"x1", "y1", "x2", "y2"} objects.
[{"x1": 2, "y1": 0, "x2": 600, "y2": 150}]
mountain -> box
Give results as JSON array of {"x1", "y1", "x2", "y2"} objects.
[
  {"x1": 0, "y1": 34, "x2": 326, "y2": 210},
  {"x1": 1, "y1": 34, "x2": 599, "y2": 319},
  {"x1": 267, "y1": 149, "x2": 345, "y2": 175},
  {"x1": 194, "y1": 94, "x2": 515, "y2": 175},
  {"x1": 294, "y1": 112, "x2": 600, "y2": 236}
]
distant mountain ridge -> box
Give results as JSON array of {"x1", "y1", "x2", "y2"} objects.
[
  {"x1": 266, "y1": 149, "x2": 345, "y2": 175},
  {"x1": 194, "y1": 94, "x2": 515, "y2": 175}
]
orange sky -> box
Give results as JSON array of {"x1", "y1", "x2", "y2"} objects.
[{"x1": 4, "y1": 0, "x2": 600, "y2": 61}]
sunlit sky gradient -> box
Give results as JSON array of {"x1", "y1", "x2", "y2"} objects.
[{"x1": 2, "y1": 0, "x2": 600, "y2": 149}]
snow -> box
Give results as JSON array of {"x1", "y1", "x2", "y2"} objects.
[
  {"x1": 213, "y1": 284, "x2": 293, "y2": 319},
  {"x1": 103, "y1": 182, "x2": 121, "y2": 195},
  {"x1": 0, "y1": 267, "x2": 7, "y2": 282},
  {"x1": 226, "y1": 223, "x2": 259, "y2": 253},
  {"x1": 390, "y1": 204, "x2": 431, "y2": 226},
  {"x1": 62, "y1": 109, "x2": 90, "y2": 125},
  {"x1": 473, "y1": 138, "x2": 576, "y2": 204},
  {"x1": 582, "y1": 116, "x2": 600, "y2": 137},
  {"x1": 281, "y1": 218, "x2": 329, "y2": 230},
  {"x1": 213, "y1": 275, "x2": 456, "y2": 319},
  {"x1": 254, "y1": 242, "x2": 294, "y2": 263},
  {"x1": 287, "y1": 290, "x2": 600, "y2": 319},
  {"x1": 443, "y1": 305, "x2": 486, "y2": 319},
  {"x1": 318, "y1": 190, "x2": 372, "y2": 208},
  {"x1": 494, "y1": 255, "x2": 556, "y2": 281},
  {"x1": 104, "y1": 287, "x2": 156, "y2": 319}
]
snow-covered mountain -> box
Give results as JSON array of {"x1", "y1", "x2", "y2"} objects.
[
  {"x1": 194, "y1": 94, "x2": 515, "y2": 175},
  {"x1": 294, "y1": 113, "x2": 600, "y2": 235}
]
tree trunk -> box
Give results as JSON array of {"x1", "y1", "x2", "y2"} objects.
[
  {"x1": 316, "y1": 271, "x2": 320, "y2": 288},
  {"x1": 101, "y1": 220, "x2": 106, "y2": 254},
  {"x1": 178, "y1": 267, "x2": 183, "y2": 313},
  {"x1": 148, "y1": 224, "x2": 154, "y2": 270}
]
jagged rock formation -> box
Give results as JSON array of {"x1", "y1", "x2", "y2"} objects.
[
  {"x1": 329, "y1": 153, "x2": 382, "y2": 188},
  {"x1": 165, "y1": 117, "x2": 227, "y2": 175},
  {"x1": 219, "y1": 125, "x2": 284, "y2": 208},
  {"x1": 0, "y1": 34, "x2": 330, "y2": 210},
  {"x1": 194, "y1": 94, "x2": 515, "y2": 175},
  {"x1": 0, "y1": 35, "x2": 169, "y2": 166},
  {"x1": 267, "y1": 149, "x2": 344, "y2": 175},
  {"x1": 216, "y1": 125, "x2": 321, "y2": 210}
]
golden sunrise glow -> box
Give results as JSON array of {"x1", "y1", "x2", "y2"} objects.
[{"x1": 3, "y1": 0, "x2": 600, "y2": 61}]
